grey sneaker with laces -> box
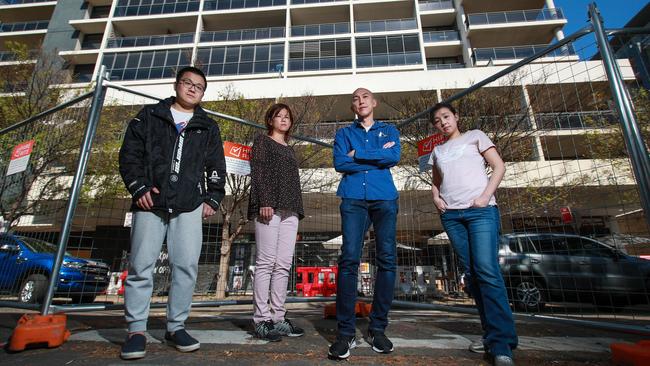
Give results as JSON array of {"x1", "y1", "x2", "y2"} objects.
[
  {"x1": 254, "y1": 320, "x2": 282, "y2": 342},
  {"x1": 274, "y1": 318, "x2": 304, "y2": 337},
  {"x1": 469, "y1": 338, "x2": 485, "y2": 353}
]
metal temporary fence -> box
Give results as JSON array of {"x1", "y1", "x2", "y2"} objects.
[{"x1": 0, "y1": 3, "x2": 648, "y2": 337}]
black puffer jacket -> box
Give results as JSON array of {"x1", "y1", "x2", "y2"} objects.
[{"x1": 119, "y1": 97, "x2": 226, "y2": 213}]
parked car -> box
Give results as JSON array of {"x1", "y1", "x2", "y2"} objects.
[
  {"x1": 0, "y1": 234, "x2": 110, "y2": 304},
  {"x1": 499, "y1": 233, "x2": 650, "y2": 311}
]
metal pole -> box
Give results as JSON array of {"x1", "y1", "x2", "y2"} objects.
[
  {"x1": 40, "y1": 66, "x2": 109, "y2": 315},
  {"x1": 590, "y1": 3, "x2": 650, "y2": 231}
]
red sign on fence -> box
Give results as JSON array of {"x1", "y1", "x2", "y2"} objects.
[
  {"x1": 6, "y1": 140, "x2": 35, "y2": 176},
  {"x1": 223, "y1": 141, "x2": 252, "y2": 176},
  {"x1": 417, "y1": 133, "x2": 446, "y2": 172}
]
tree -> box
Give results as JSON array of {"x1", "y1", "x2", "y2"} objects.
[{"x1": 0, "y1": 42, "x2": 88, "y2": 231}]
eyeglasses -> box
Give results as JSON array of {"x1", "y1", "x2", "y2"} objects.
[{"x1": 178, "y1": 78, "x2": 205, "y2": 93}]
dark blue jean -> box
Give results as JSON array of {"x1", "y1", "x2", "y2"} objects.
[
  {"x1": 336, "y1": 198, "x2": 398, "y2": 336},
  {"x1": 441, "y1": 205, "x2": 517, "y2": 357}
]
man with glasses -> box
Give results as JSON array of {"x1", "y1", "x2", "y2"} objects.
[{"x1": 118, "y1": 66, "x2": 226, "y2": 360}]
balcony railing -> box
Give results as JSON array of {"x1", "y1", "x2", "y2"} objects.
[
  {"x1": 473, "y1": 44, "x2": 576, "y2": 62},
  {"x1": 291, "y1": 22, "x2": 349, "y2": 37},
  {"x1": 201, "y1": 27, "x2": 284, "y2": 42},
  {"x1": 0, "y1": 0, "x2": 53, "y2": 5},
  {"x1": 0, "y1": 20, "x2": 48, "y2": 32},
  {"x1": 0, "y1": 49, "x2": 37, "y2": 61},
  {"x1": 357, "y1": 52, "x2": 421, "y2": 68},
  {"x1": 422, "y1": 30, "x2": 459, "y2": 43},
  {"x1": 418, "y1": 0, "x2": 453, "y2": 12},
  {"x1": 535, "y1": 111, "x2": 618, "y2": 130},
  {"x1": 203, "y1": 0, "x2": 286, "y2": 11},
  {"x1": 291, "y1": 0, "x2": 346, "y2": 4},
  {"x1": 288, "y1": 56, "x2": 352, "y2": 72},
  {"x1": 467, "y1": 8, "x2": 564, "y2": 26},
  {"x1": 114, "y1": 1, "x2": 200, "y2": 17},
  {"x1": 355, "y1": 18, "x2": 417, "y2": 33},
  {"x1": 427, "y1": 62, "x2": 464, "y2": 70},
  {"x1": 107, "y1": 33, "x2": 195, "y2": 48}
]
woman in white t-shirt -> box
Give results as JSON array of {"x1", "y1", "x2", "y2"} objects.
[{"x1": 428, "y1": 102, "x2": 518, "y2": 366}]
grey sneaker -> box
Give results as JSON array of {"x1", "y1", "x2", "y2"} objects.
[
  {"x1": 469, "y1": 338, "x2": 485, "y2": 353},
  {"x1": 494, "y1": 355, "x2": 516, "y2": 366},
  {"x1": 274, "y1": 318, "x2": 304, "y2": 337},
  {"x1": 254, "y1": 320, "x2": 282, "y2": 342}
]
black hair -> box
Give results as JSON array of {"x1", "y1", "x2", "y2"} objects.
[
  {"x1": 175, "y1": 66, "x2": 207, "y2": 89},
  {"x1": 431, "y1": 102, "x2": 457, "y2": 116},
  {"x1": 264, "y1": 103, "x2": 294, "y2": 142}
]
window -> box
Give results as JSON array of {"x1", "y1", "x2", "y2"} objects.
[
  {"x1": 102, "y1": 49, "x2": 192, "y2": 81},
  {"x1": 532, "y1": 236, "x2": 569, "y2": 255},
  {"x1": 197, "y1": 43, "x2": 284, "y2": 76},
  {"x1": 288, "y1": 39, "x2": 352, "y2": 71},
  {"x1": 355, "y1": 35, "x2": 422, "y2": 68}
]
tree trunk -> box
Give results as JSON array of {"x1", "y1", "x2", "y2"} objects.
[{"x1": 216, "y1": 234, "x2": 231, "y2": 299}]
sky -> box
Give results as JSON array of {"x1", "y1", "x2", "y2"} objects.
[{"x1": 554, "y1": 0, "x2": 648, "y2": 57}]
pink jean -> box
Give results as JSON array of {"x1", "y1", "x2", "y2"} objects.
[{"x1": 253, "y1": 214, "x2": 299, "y2": 324}]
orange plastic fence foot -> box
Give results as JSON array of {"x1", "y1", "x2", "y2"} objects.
[
  {"x1": 611, "y1": 340, "x2": 650, "y2": 366},
  {"x1": 8, "y1": 314, "x2": 70, "y2": 352},
  {"x1": 323, "y1": 301, "x2": 372, "y2": 319}
]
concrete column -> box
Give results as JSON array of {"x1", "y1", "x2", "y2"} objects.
[
  {"x1": 455, "y1": 0, "x2": 473, "y2": 67},
  {"x1": 521, "y1": 84, "x2": 546, "y2": 162}
]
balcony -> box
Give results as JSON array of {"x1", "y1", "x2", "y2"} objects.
[
  {"x1": 292, "y1": 0, "x2": 346, "y2": 4},
  {"x1": 107, "y1": 33, "x2": 195, "y2": 48},
  {"x1": 473, "y1": 44, "x2": 576, "y2": 65},
  {"x1": 466, "y1": 8, "x2": 567, "y2": 47},
  {"x1": 0, "y1": 20, "x2": 48, "y2": 32},
  {"x1": 355, "y1": 18, "x2": 417, "y2": 33},
  {"x1": 201, "y1": 27, "x2": 284, "y2": 43},
  {"x1": 113, "y1": 1, "x2": 200, "y2": 17},
  {"x1": 422, "y1": 30, "x2": 459, "y2": 43},
  {"x1": 427, "y1": 62, "x2": 464, "y2": 70},
  {"x1": 203, "y1": 0, "x2": 286, "y2": 11},
  {"x1": 535, "y1": 111, "x2": 618, "y2": 130},
  {"x1": 291, "y1": 22, "x2": 349, "y2": 37},
  {"x1": 418, "y1": 0, "x2": 453, "y2": 12},
  {"x1": 0, "y1": 49, "x2": 37, "y2": 62},
  {"x1": 0, "y1": 0, "x2": 53, "y2": 4}
]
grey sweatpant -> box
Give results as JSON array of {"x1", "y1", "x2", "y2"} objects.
[{"x1": 124, "y1": 205, "x2": 202, "y2": 333}]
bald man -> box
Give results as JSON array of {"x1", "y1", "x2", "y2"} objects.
[{"x1": 328, "y1": 88, "x2": 401, "y2": 360}]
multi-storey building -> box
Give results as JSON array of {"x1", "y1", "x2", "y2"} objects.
[{"x1": 1, "y1": 1, "x2": 644, "y2": 268}]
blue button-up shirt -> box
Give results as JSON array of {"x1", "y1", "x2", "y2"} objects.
[{"x1": 333, "y1": 120, "x2": 400, "y2": 200}]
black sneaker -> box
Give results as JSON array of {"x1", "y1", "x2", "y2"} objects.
[
  {"x1": 254, "y1": 320, "x2": 282, "y2": 342},
  {"x1": 328, "y1": 334, "x2": 356, "y2": 360},
  {"x1": 164, "y1": 329, "x2": 200, "y2": 352},
  {"x1": 120, "y1": 333, "x2": 146, "y2": 360},
  {"x1": 274, "y1": 318, "x2": 304, "y2": 337},
  {"x1": 368, "y1": 329, "x2": 394, "y2": 354}
]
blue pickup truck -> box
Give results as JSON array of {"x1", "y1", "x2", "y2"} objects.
[{"x1": 0, "y1": 233, "x2": 110, "y2": 304}]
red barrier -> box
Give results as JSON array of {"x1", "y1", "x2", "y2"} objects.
[
  {"x1": 296, "y1": 266, "x2": 337, "y2": 297},
  {"x1": 8, "y1": 314, "x2": 70, "y2": 351}
]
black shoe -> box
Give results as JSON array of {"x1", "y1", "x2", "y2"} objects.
[
  {"x1": 274, "y1": 318, "x2": 304, "y2": 337},
  {"x1": 254, "y1": 320, "x2": 282, "y2": 342},
  {"x1": 120, "y1": 333, "x2": 146, "y2": 360},
  {"x1": 328, "y1": 334, "x2": 356, "y2": 360},
  {"x1": 164, "y1": 329, "x2": 200, "y2": 352},
  {"x1": 368, "y1": 329, "x2": 394, "y2": 354}
]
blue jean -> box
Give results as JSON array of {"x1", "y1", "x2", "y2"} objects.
[
  {"x1": 441, "y1": 206, "x2": 517, "y2": 357},
  {"x1": 337, "y1": 198, "x2": 398, "y2": 336}
]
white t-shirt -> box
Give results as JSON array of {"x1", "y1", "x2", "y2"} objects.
[
  {"x1": 170, "y1": 107, "x2": 193, "y2": 133},
  {"x1": 428, "y1": 130, "x2": 497, "y2": 209}
]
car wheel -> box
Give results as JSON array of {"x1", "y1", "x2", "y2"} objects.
[
  {"x1": 71, "y1": 294, "x2": 96, "y2": 304},
  {"x1": 512, "y1": 278, "x2": 546, "y2": 312},
  {"x1": 19, "y1": 274, "x2": 48, "y2": 304}
]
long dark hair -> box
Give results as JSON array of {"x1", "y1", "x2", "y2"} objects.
[{"x1": 264, "y1": 103, "x2": 294, "y2": 142}]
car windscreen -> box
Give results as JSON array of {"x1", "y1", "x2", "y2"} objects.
[{"x1": 19, "y1": 237, "x2": 71, "y2": 256}]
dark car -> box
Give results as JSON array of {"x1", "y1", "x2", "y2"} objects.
[
  {"x1": 0, "y1": 234, "x2": 110, "y2": 304},
  {"x1": 499, "y1": 233, "x2": 650, "y2": 311}
]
